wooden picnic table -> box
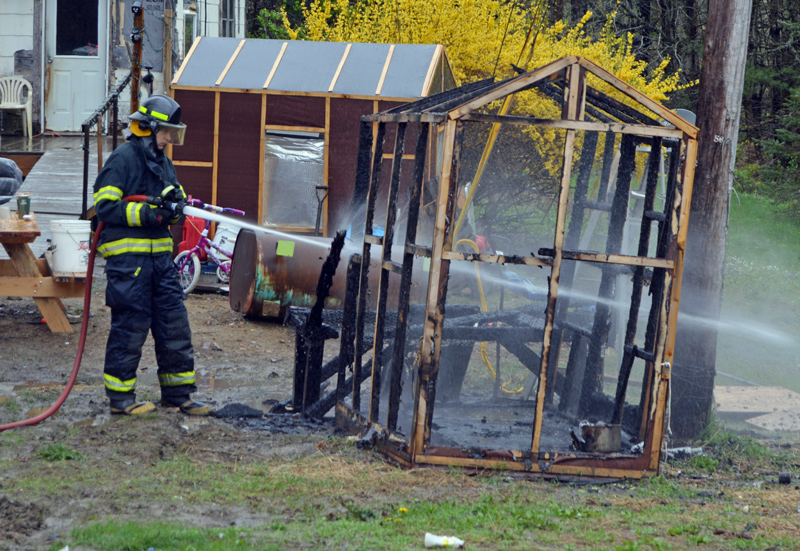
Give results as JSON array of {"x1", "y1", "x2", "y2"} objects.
[{"x1": 0, "y1": 213, "x2": 85, "y2": 333}]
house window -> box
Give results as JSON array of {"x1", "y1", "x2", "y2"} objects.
[
  {"x1": 184, "y1": 12, "x2": 197, "y2": 55},
  {"x1": 220, "y1": 0, "x2": 236, "y2": 37},
  {"x1": 56, "y1": 0, "x2": 98, "y2": 56}
]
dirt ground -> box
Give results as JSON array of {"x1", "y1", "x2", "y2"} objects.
[
  {"x1": 3, "y1": 276, "x2": 800, "y2": 550},
  {"x1": 0, "y1": 274, "x2": 326, "y2": 549}
]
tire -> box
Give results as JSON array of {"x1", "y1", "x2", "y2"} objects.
[
  {"x1": 216, "y1": 260, "x2": 231, "y2": 283},
  {"x1": 174, "y1": 250, "x2": 201, "y2": 294}
]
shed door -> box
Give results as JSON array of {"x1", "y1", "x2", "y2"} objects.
[{"x1": 45, "y1": 0, "x2": 107, "y2": 132}]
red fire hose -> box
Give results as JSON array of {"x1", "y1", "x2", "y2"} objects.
[
  {"x1": 0, "y1": 220, "x2": 104, "y2": 432},
  {"x1": 0, "y1": 194, "x2": 161, "y2": 432}
]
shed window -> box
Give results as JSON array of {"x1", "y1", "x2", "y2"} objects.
[
  {"x1": 220, "y1": 0, "x2": 236, "y2": 37},
  {"x1": 262, "y1": 131, "x2": 324, "y2": 230}
]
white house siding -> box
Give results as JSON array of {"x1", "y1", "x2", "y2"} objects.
[{"x1": 0, "y1": 0, "x2": 35, "y2": 77}]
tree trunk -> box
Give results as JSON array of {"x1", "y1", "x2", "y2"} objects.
[{"x1": 670, "y1": 0, "x2": 752, "y2": 442}]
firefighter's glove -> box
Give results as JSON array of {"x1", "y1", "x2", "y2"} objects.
[
  {"x1": 161, "y1": 184, "x2": 186, "y2": 203},
  {"x1": 143, "y1": 205, "x2": 174, "y2": 227}
]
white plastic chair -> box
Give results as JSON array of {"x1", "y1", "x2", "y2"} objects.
[{"x1": 0, "y1": 76, "x2": 33, "y2": 138}]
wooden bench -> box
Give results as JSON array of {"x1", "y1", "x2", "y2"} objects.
[{"x1": 0, "y1": 213, "x2": 85, "y2": 333}]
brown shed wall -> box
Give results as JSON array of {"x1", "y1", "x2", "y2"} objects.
[
  {"x1": 216, "y1": 92, "x2": 263, "y2": 223},
  {"x1": 172, "y1": 89, "x2": 216, "y2": 163},
  {"x1": 265, "y1": 95, "x2": 326, "y2": 128},
  {"x1": 327, "y1": 97, "x2": 375, "y2": 231}
]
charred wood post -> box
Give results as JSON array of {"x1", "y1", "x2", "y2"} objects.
[
  {"x1": 611, "y1": 138, "x2": 663, "y2": 425},
  {"x1": 387, "y1": 122, "x2": 429, "y2": 432},
  {"x1": 307, "y1": 344, "x2": 395, "y2": 419},
  {"x1": 337, "y1": 254, "x2": 362, "y2": 404},
  {"x1": 353, "y1": 123, "x2": 386, "y2": 413},
  {"x1": 369, "y1": 122, "x2": 407, "y2": 423},
  {"x1": 579, "y1": 135, "x2": 636, "y2": 416},
  {"x1": 293, "y1": 231, "x2": 346, "y2": 414}
]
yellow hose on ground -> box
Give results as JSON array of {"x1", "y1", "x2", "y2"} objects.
[{"x1": 455, "y1": 239, "x2": 522, "y2": 394}]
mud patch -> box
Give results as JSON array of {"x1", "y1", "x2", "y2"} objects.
[{"x1": 0, "y1": 496, "x2": 45, "y2": 545}]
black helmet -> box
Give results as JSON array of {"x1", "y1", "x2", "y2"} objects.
[{"x1": 129, "y1": 95, "x2": 186, "y2": 145}]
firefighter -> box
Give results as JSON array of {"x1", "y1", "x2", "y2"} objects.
[{"x1": 92, "y1": 94, "x2": 210, "y2": 416}]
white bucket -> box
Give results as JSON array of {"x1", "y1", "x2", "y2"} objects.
[
  {"x1": 212, "y1": 223, "x2": 240, "y2": 254},
  {"x1": 50, "y1": 220, "x2": 91, "y2": 273}
]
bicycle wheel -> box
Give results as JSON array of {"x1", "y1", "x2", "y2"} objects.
[
  {"x1": 216, "y1": 260, "x2": 231, "y2": 284},
  {"x1": 174, "y1": 250, "x2": 201, "y2": 294}
]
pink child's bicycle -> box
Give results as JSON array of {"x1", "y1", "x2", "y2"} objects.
[{"x1": 174, "y1": 199, "x2": 245, "y2": 294}]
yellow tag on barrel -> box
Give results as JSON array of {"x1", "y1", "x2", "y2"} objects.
[{"x1": 276, "y1": 240, "x2": 295, "y2": 257}]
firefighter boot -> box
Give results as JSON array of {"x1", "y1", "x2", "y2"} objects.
[
  {"x1": 110, "y1": 398, "x2": 156, "y2": 415},
  {"x1": 160, "y1": 395, "x2": 211, "y2": 416}
]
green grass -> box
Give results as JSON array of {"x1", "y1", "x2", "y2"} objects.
[
  {"x1": 38, "y1": 442, "x2": 85, "y2": 462},
  {"x1": 43, "y1": 467, "x2": 796, "y2": 551},
  {"x1": 2, "y1": 426, "x2": 793, "y2": 551},
  {"x1": 716, "y1": 193, "x2": 800, "y2": 394},
  {"x1": 49, "y1": 523, "x2": 253, "y2": 551}
]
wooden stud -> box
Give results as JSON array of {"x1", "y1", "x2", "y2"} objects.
[
  {"x1": 263, "y1": 41, "x2": 288, "y2": 89},
  {"x1": 258, "y1": 93, "x2": 267, "y2": 224},
  {"x1": 421, "y1": 44, "x2": 443, "y2": 97},
  {"x1": 441, "y1": 250, "x2": 552, "y2": 268},
  {"x1": 381, "y1": 153, "x2": 416, "y2": 160},
  {"x1": 414, "y1": 454, "x2": 648, "y2": 479},
  {"x1": 172, "y1": 36, "x2": 201, "y2": 85},
  {"x1": 411, "y1": 119, "x2": 457, "y2": 458},
  {"x1": 328, "y1": 43, "x2": 352, "y2": 93},
  {"x1": 323, "y1": 96, "x2": 330, "y2": 236},
  {"x1": 375, "y1": 44, "x2": 395, "y2": 96},
  {"x1": 265, "y1": 124, "x2": 325, "y2": 133},
  {"x1": 172, "y1": 160, "x2": 213, "y2": 167},
  {"x1": 212, "y1": 91, "x2": 220, "y2": 206},
  {"x1": 215, "y1": 39, "x2": 246, "y2": 86},
  {"x1": 531, "y1": 130, "x2": 574, "y2": 454},
  {"x1": 647, "y1": 137, "x2": 698, "y2": 469},
  {"x1": 459, "y1": 114, "x2": 686, "y2": 139}
]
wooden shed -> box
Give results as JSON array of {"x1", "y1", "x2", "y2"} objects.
[{"x1": 168, "y1": 37, "x2": 455, "y2": 235}]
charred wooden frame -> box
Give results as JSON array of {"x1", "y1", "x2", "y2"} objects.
[{"x1": 328, "y1": 56, "x2": 697, "y2": 479}]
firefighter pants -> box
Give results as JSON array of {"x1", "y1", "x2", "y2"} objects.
[{"x1": 103, "y1": 253, "x2": 196, "y2": 400}]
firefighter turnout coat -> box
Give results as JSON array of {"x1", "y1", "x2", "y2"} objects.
[{"x1": 92, "y1": 134, "x2": 196, "y2": 400}]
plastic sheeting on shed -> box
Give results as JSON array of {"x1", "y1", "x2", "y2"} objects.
[{"x1": 174, "y1": 38, "x2": 453, "y2": 98}]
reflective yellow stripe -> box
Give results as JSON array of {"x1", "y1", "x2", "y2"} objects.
[
  {"x1": 140, "y1": 105, "x2": 169, "y2": 121},
  {"x1": 104, "y1": 373, "x2": 136, "y2": 392},
  {"x1": 159, "y1": 371, "x2": 195, "y2": 386},
  {"x1": 94, "y1": 185, "x2": 123, "y2": 203},
  {"x1": 98, "y1": 237, "x2": 174, "y2": 257},
  {"x1": 125, "y1": 202, "x2": 144, "y2": 226}
]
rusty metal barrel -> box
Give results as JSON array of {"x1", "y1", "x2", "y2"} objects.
[{"x1": 229, "y1": 229, "x2": 428, "y2": 319}]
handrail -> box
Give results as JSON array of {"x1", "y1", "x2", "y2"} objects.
[{"x1": 81, "y1": 72, "x2": 133, "y2": 218}]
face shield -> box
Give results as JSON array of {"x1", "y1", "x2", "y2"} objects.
[{"x1": 156, "y1": 121, "x2": 187, "y2": 146}]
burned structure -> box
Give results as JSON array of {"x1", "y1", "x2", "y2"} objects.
[{"x1": 297, "y1": 56, "x2": 698, "y2": 479}]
